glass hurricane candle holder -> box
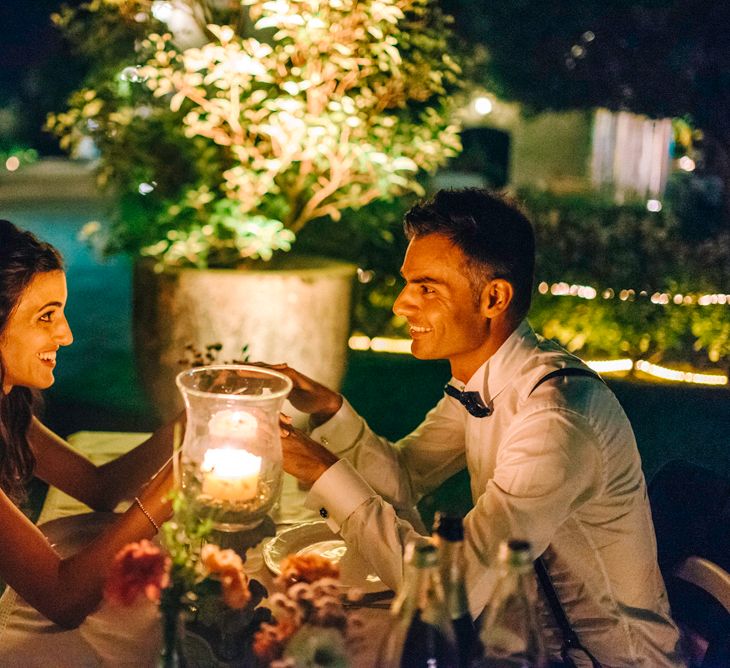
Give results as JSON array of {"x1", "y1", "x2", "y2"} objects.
[{"x1": 175, "y1": 365, "x2": 292, "y2": 531}]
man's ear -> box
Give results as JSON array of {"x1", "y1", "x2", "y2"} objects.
[{"x1": 479, "y1": 279, "x2": 514, "y2": 318}]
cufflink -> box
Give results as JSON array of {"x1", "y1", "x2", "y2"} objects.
[
  {"x1": 321, "y1": 437, "x2": 329, "y2": 446},
  {"x1": 319, "y1": 507, "x2": 329, "y2": 519}
]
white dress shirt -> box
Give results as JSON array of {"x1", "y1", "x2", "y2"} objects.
[{"x1": 305, "y1": 320, "x2": 685, "y2": 667}]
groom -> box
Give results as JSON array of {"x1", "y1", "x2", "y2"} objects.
[{"x1": 271, "y1": 188, "x2": 684, "y2": 666}]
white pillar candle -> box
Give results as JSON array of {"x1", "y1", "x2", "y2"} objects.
[{"x1": 201, "y1": 447, "x2": 262, "y2": 502}]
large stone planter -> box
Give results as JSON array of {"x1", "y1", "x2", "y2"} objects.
[{"x1": 133, "y1": 257, "x2": 356, "y2": 421}]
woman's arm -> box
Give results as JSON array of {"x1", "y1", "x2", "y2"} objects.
[
  {"x1": 29, "y1": 414, "x2": 182, "y2": 511},
  {"x1": 0, "y1": 460, "x2": 172, "y2": 628}
]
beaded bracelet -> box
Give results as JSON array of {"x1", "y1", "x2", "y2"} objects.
[{"x1": 134, "y1": 496, "x2": 160, "y2": 533}]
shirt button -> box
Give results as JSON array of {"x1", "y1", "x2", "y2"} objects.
[
  {"x1": 319, "y1": 507, "x2": 329, "y2": 519},
  {"x1": 321, "y1": 437, "x2": 329, "y2": 447}
]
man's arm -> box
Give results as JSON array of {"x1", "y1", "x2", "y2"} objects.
[
  {"x1": 308, "y1": 405, "x2": 602, "y2": 616},
  {"x1": 266, "y1": 361, "x2": 467, "y2": 505}
]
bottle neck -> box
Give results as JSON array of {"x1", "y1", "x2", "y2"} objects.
[
  {"x1": 435, "y1": 537, "x2": 470, "y2": 619},
  {"x1": 392, "y1": 562, "x2": 448, "y2": 622}
]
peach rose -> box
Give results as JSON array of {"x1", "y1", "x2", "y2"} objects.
[{"x1": 200, "y1": 544, "x2": 250, "y2": 609}]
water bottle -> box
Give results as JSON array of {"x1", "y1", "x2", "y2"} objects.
[
  {"x1": 474, "y1": 539, "x2": 547, "y2": 668},
  {"x1": 432, "y1": 512, "x2": 482, "y2": 668},
  {"x1": 377, "y1": 542, "x2": 459, "y2": 668}
]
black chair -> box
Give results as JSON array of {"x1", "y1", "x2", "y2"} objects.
[{"x1": 648, "y1": 460, "x2": 730, "y2": 668}]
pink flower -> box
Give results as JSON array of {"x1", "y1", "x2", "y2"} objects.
[{"x1": 104, "y1": 540, "x2": 171, "y2": 606}]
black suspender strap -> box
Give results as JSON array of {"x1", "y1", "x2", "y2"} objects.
[
  {"x1": 529, "y1": 367, "x2": 604, "y2": 396},
  {"x1": 534, "y1": 558, "x2": 602, "y2": 667},
  {"x1": 530, "y1": 366, "x2": 604, "y2": 668}
]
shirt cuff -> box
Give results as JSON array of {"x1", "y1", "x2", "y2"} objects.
[
  {"x1": 308, "y1": 398, "x2": 364, "y2": 455},
  {"x1": 304, "y1": 459, "x2": 374, "y2": 533}
]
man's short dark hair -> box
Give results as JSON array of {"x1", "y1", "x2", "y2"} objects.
[{"x1": 403, "y1": 188, "x2": 535, "y2": 321}]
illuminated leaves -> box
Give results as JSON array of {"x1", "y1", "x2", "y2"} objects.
[{"x1": 49, "y1": 0, "x2": 464, "y2": 265}]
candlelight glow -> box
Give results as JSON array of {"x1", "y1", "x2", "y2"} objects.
[{"x1": 201, "y1": 447, "x2": 262, "y2": 502}]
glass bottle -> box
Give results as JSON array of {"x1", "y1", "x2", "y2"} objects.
[
  {"x1": 377, "y1": 542, "x2": 459, "y2": 668},
  {"x1": 432, "y1": 512, "x2": 482, "y2": 668},
  {"x1": 475, "y1": 539, "x2": 547, "y2": 668}
]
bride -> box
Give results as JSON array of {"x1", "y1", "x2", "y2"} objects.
[{"x1": 0, "y1": 219, "x2": 178, "y2": 628}]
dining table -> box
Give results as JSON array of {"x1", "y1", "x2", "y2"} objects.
[{"x1": 0, "y1": 431, "x2": 394, "y2": 667}]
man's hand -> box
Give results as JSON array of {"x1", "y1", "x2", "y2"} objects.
[
  {"x1": 253, "y1": 363, "x2": 343, "y2": 426},
  {"x1": 280, "y1": 417, "x2": 339, "y2": 486}
]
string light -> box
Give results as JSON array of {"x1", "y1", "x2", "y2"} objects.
[
  {"x1": 586, "y1": 359, "x2": 633, "y2": 373},
  {"x1": 347, "y1": 337, "x2": 728, "y2": 386},
  {"x1": 634, "y1": 360, "x2": 728, "y2": 386},
  {"x1": 537, "y1": 282, "x2": 729, "y2": 307}
]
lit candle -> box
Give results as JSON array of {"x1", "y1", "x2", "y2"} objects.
[{"x1": 201, "y1": 448, "x2": 262, "y2": 503}]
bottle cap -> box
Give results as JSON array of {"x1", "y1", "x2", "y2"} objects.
[
  {"x1": 432, "y1": 512, "x2": 464, "y2": 542},
  {"x1": 407, "y1": 542, "x2": 439, "y2": 568},
  {"x1": 498, "y1": 539, "x2": 533, "y2": 568}
]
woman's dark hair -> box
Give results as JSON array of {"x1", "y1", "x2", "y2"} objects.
[
  {"x1": 0, "y1": 220, "x2": 64, "y2": 503},
  {"x1": 403, "y1": 188, "x2": 535, "y2": 321}
]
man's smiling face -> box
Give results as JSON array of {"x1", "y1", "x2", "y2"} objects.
[{"x1": 392, "y1": 233, "x2": 492, "y2": 380}]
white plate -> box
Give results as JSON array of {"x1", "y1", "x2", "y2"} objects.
[
  {"x1": 263, "y1": 521, "x2": 389, "y2": 594},
  {"x1": 39, "y1": 512, "x2": 120, "y2": 558}
]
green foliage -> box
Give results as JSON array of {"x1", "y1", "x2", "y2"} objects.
[
  {"x1": 295, "y1": 194, "x2": 415, "y2": 337},
  {"x1": 0, "y1": 146, "x2": 38, "y2": 166},
  {"x1": 161, "y1": 491, "x2": 216, "y2": 598},
  {"x1": 518, "y1": 191, "x2": 729, "y2": 367},
  {"x1": 141, "y1": 198, "x2": 295, "y2": 267},
  {"x1": 48, "y1": 0, "x2": 465, "y2": 267}
]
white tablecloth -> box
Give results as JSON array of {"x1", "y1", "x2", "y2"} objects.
[{"x1": 0, "y1": 432, "x2": 391, "y2": 667}]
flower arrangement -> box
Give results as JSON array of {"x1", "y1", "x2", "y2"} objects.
[
  {"x1": 47, "y1": 0, "x2": 464, "y2": 267},
  {"x1": 105, "y1": 493, "x2": 272, "y2": 666},
  {"x1": 106, "y1": 493, "x2": 366, "y2": 666}
]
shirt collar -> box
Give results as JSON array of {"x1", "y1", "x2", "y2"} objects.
[{"x1": 448, "y1": 319, "x2": 537, "y2": 404}]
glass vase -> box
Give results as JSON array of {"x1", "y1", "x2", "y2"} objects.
[{"x1": 176, "y1": 364, "x2": 293, "y2": 532}]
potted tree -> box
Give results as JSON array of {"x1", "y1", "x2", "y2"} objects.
[{"x1": 48, "y1": 0, "x2": 464, "y2": 418}]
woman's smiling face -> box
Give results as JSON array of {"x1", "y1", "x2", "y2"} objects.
[{"x1": 0, "y1": 270, "x2": 73, "y2": 394}]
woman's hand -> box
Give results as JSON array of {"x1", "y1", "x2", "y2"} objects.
[{"x1": 253, "y1": 362, "x2": 343, "y2": 426}]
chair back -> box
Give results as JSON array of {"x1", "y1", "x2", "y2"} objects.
[{"x1": 649, "y1": 460, "x2": 730, "y2": 668}]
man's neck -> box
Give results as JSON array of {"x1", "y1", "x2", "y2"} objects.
[{"x1": 449, "y1": 320, "x2": 518, "y2": 383}]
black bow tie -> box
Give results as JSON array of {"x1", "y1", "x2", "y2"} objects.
[{"x1": 444, "y1": 384, "x2": 492, "y2": 418}]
